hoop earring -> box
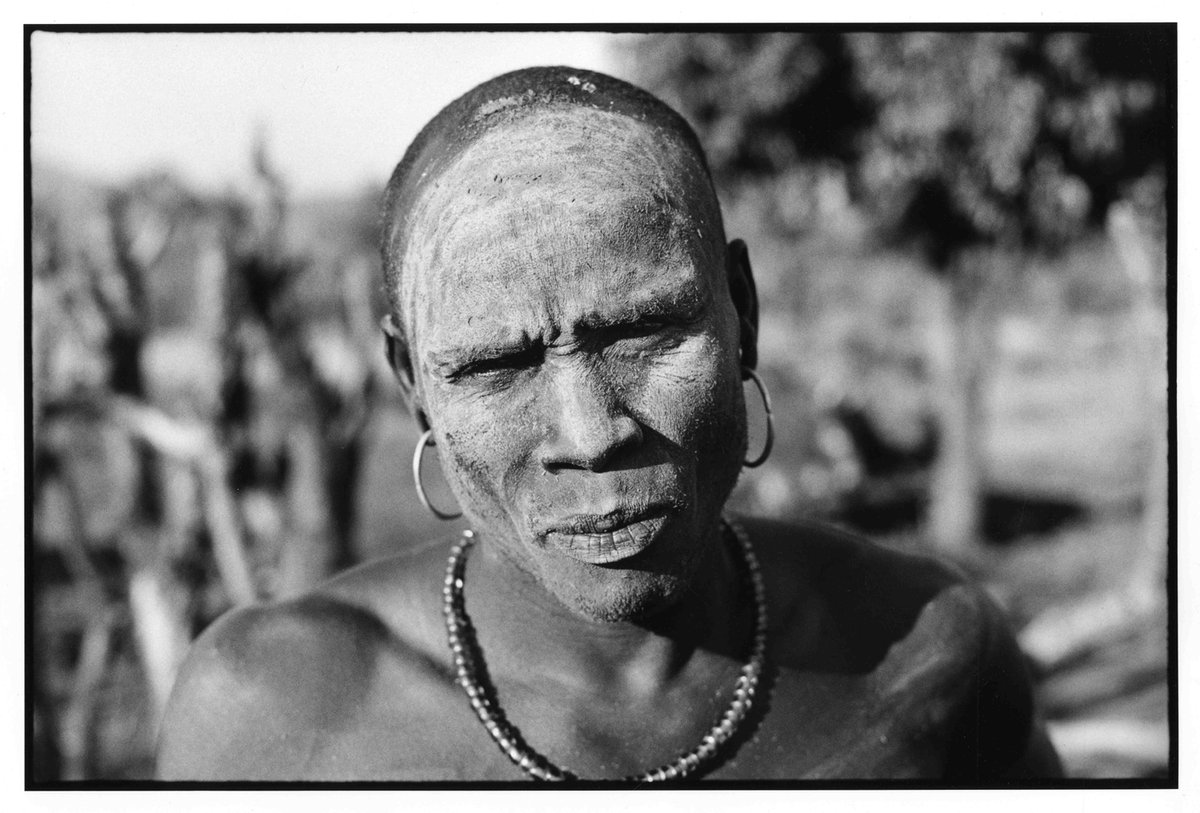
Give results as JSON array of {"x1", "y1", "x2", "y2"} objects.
[
  {"x1": 743, "y1": 368, "x2": 774, "y2": 468},
  {"x1": 412, "y1": 428, "x2": 464, "y2": 520}
]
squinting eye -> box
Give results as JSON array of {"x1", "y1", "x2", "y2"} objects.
[
  {"x1": 603, "y1": 321, "x2": 685, "y2": 356},
  {"x1": 458, "y1": 345, "x2": 542, "y2": 380},
  {"x1": 609, "y1": 319, "x2": 669, "y2": 343},
  {"x1": 620, "y1": 320, "x2": 667, "y2": 340}
]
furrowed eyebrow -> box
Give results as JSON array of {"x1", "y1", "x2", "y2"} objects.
[
  {"x1": 425, "y1": 334, "x2": 539, "y2": 376},
  {"x1": 575, "y1": 285, "x2": 710, "y2": 331},
  {"x1": 421, "y1": 281, "x2": 710, "y2": 376}
]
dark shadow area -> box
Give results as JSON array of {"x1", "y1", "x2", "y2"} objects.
[
  {"x1": 829, "y1": 486, "x2": 1088, "y2": 544},
  {"x1": 754, "y1": 516, "x2": 962, "y2": 676},
  {"x1": 981, "y1": 492, "x2": 1088, "y2": 545},
  {"x1": 832, "y1": 402, "x2": 938, "y2": 478},
  {"x1": 828, "y1": 484, "x2": 923, "y2": 535}
]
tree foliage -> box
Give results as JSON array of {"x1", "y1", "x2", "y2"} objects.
[
  {"x1": 629, "y1": 29, "x2": 1170, "y2": 554},
  {"x1": 632, "y1": 33, "x2": 870, "y2": 182},
  {"x1": 849, "y1": 31, "x2": 1168, "y2": 268},
  {"x1": 630, "y1": 30, "x2": 1169, "y2": 265},
  {"x1": 31, "y1": 156, "x2": 384, "y2": 778}
]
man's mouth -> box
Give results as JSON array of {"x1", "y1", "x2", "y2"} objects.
[{"x1": 540, "y1": 508, "x2": 670, "y2": 565}]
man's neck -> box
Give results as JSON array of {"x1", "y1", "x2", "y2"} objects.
[{"x1": 462, "y1": 528, "x2": 747, "y2": 701}]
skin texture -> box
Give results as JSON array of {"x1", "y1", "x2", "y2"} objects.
[
  {"x1": 156, "y1": 67, "x2": 1062, "y2": 782},
  {"x1": 396, "y1": 107, "x2": 746, "y2": 622},
  {"x1": 156, "y1": 520, "x2": 1061, "y2": 781}
]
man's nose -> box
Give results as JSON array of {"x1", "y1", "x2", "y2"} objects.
[{"x1": 538, "y1": 364, "x2": 643, "y2": 473}]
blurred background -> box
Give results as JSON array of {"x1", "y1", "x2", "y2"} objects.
[{"x1": 29, "y1": 30, "x2": 1171, "y2": 781}]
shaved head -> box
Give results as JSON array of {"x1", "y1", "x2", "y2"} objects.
[
  {"x1": 375, "y1": 66, "x2": 756, "y2": 624},
  {"x1": 380, "y1": 66, "x2": 726, "y2": 334}
]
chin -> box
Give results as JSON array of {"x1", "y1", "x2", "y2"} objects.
[
  {"x1": 542, "y1": 542, "x2": 709, "y2": 624},
  {"x1": 563, "y1": 572, "x2": 686, "y2": 623},
  {"x1": 535, "y1": 500, "x2": 730, "y2": 624}
]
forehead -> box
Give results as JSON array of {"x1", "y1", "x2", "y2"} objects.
[
  {"x1": 398, "y1": 107, "x2": 721, "y2": 339},
  {"x1": 419, "y1": 105, "x2": 708, "y2": 219}
]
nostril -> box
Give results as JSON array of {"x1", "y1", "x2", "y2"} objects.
[
  {"x1": 537, "y1": 365, "x2": 644, "y2": 473},
  {"x1": 540, "y1": 412, "x2": 643, "y2": 473}
]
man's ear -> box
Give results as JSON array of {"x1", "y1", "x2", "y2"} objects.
[
  {"x1": 381, "y1": 313, "x2": 430, "y2": 432},
  {"x1": 726, "y1": 238, "x2": 759, "y2": 371}
]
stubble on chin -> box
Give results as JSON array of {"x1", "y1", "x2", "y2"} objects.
[{"x1": 538, "y1": 529, "x2": 720, "y2": 625}]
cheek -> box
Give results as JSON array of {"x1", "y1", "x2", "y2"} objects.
[
  {"x1": 679, "y1": 342, "x2": 746, "y2": 497},
  {"x1": 428, "y1": 387, "x2": 544, "y2": 521},
  {"x1": 424, "y1": 331, "x2": 745, "y2": 520},
  {"x1": 634, "y1": 335, "x2": 742, "y2": 446}
]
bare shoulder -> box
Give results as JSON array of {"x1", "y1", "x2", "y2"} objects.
[
  {"x1": 156, "y1": 537, "x2": 458, "y2": 780},
  {"x1": 738, "y1": 513, "x2": 993, "y2": 670},
  {"x1": 737, "y1": 514, "x2": 1061, "y2": 778},
  {"x1": 316, "y1": 533, "x2": 461, "y2": 654}
]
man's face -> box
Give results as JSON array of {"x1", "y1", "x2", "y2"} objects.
[{"x1": 401, "y1": 108, "x2": 747, "y2": 622}]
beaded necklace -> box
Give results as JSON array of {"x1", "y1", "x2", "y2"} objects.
[{"x1": 442, "y1": 516, "x2": 768, "y2": 782}]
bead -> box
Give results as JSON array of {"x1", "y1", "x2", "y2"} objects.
[{"x1": 443, "y1": 515, "x2": 767, "y2": 782}]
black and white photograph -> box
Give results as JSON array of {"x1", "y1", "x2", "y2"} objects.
[{"x1": 26, "y1": 26, "x2": 1176, "y2": 789}]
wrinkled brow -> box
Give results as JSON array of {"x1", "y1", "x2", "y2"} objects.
[
  {"x1": 574, "y1": 281, "x2": 710, "y2": 331},
  {"x1": 423, "y1": 281, "x2": 711, "y2": 373}
]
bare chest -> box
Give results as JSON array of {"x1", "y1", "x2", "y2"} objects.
[
  {"x1": 706, "y1": 666, "x2": 964, "y2": 780},
  {"x1": 273, "y1": 653, "x2": 968, "y2": 782}
]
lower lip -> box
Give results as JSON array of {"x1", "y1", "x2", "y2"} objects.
[{"x1": 545, "y1": 514, "x2": 668, "y2": 565}]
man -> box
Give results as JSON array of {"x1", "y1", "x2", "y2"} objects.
[{"x1": 156, "y1": 66, "x2": 1061, "y2": 782}]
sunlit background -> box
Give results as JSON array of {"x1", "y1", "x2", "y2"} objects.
[
  {"x1": 32, "y1": 32, "x2": 621, "y2": 196},
  {"x1": 30, "y1": 30, "x2": 1172, "y2": 782}
]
